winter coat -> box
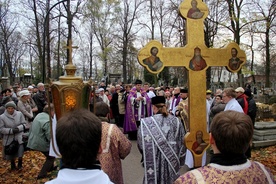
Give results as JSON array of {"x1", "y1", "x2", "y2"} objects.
[
  {"x1": 247, "y1": 96, "x2": 257, "y2": 125},
  {"x1": 33, "y1": 91, "x2": 47, "y2": 114},
  {"x1": 17, "y1": 98, "x2": 34, "y2": 129},
  {"x1": 27, "y1": 112, "x2": 51, "y2": 152},
  {"x1": 118, "y1": 92, "x2": 126, "y2": 115},
  {"x1": 0, "y1": 110, "x2": 26, "y2": 146}
]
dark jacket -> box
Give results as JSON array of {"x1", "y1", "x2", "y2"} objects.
[
  {"x1": 89, "y1": 96, "x2": 103, "y2": 113},
  {"x1": 33, "y1": 91, "x2": 47, "y2": 114},
  {"x1": 247, "y1": 96, "x2": 257, "y2": 125},
  {"x1": 110, "y1": 92, "x2": 119, "y2": 116}
]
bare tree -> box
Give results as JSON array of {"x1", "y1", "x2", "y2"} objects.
[
  {"x1": 221, "y1": 0, "x2": 255, "y2": 86},
  {"x1": 79, "y1": 18, "x2": 99, "y2": 81},
  {"x1": 18, "y1": 0, "x2": 50, "y2": 82},
  {"x1": 252, "y1": 0, "x2": 276, "y2": 87},
  {"x1": 203, "y1": 0, "x2": 225, "y2": 88},
  {"x1": 0, "y1": 1, "x2": 26, "y2": 83},
  {"x1": 116, "y1": 0, "x2": 144, "y2": 83},
  {"x1": 83, "y1": 0, "x2": 121, "y2": 85},
  {"x1": 21, "y1": 0, "x2": 82, "y2": 82}
]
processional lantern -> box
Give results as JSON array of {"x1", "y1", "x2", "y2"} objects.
[{"x1": 50, "y1": 40, "x2": 92, "y2": 120}]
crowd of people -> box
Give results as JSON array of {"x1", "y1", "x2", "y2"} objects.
[
  {"x1": 0, "y1": 80, "x2": 274, "y2": 183},
  {"x1": 87, "y1": 79, "x2": 273, "y2": 183}
]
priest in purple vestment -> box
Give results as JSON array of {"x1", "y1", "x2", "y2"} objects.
[
  {"x1": 138, "y1": 96, "x2": 185, "y2": 184},
  {"x1": 169, "y1": 87, "x2": 181, "y2": 115},
  {"x1": 124, "y1": 79, "x2": 152, "y2": 140}
]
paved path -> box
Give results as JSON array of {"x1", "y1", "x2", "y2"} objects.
[
  {"x1": 121, "y1": 140, "x2": 192, "y2": 184},
  {"x1": 122, "y1": 140, "x2": 144, "y2": 184}
]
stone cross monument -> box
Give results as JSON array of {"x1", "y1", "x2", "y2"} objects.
[{"x1": 137, "y1": 0, "x2": 246, "y2": 167}]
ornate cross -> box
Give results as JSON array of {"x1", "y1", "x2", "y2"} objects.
[
  {"x1": 145, "y1": 135, "x2": 152, "y2": 142},
  {"x1": 162, "y1": 123, "x2": 171, "y2": 134},
  {"x1": 138, "y1": 0, "x2": 246, "y2": 167},
  {"x1": 65, "y1": 40, "x2": 79, "y2": 65},
  {"x1": 63, "y1": 40, "x2": 79, "y2": 76}
]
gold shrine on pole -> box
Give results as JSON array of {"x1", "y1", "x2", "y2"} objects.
[{"x1": 50, "y1": 40, "x2": 92, "y2": 120}]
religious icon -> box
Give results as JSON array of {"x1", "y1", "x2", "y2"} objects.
[
  {"x1": 189, "y1": 47, "x2": 207, "y2": 71},
  {"x1": 143, "y1": 47, "x2": 163, "y2": 72},
  {"x1": 228, "y1": 48, "x2": 244, "y2": 71},
  {"x1": 192, "y1": 130, "x2": 208, "y2": 154},
  {"x1": 187, "y1": 0, "x2": 204, "y2": 19}
]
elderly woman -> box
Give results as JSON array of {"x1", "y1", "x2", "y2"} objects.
[
  {"x1": 17, "y1": 90, "x2": 36, "y2": 130},
  {"x1": 0, "y1": 101, "x2": 26, "y2": 170}
]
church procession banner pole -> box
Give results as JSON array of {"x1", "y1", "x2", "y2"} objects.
[{"x1": 137, "y1": 0, "x2": 246, "y2": 167}]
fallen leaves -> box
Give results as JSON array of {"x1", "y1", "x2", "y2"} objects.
[
  {"x1": 0, "y1": 140, "x2": 58, "y2": 184},
  {"x1": 251, "y1": 145, "x2": 276, "y2": 181}
]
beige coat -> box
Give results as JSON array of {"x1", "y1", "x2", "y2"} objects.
[
  {"x1": 118, "y1": 92, "x2": 125, "y2": 115},
  {"x1": 17, "y1": 98, "x2": 34, "y2": 129}
]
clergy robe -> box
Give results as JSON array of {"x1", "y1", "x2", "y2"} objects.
[
  {"x1": 174, "y1": 160, "x2": 275, "y2": 184},
  {"x1": 99, "y1": 121, "x2": 132, "y2": 184},
  {"x1": 138, "y1": 114, "x2": 185, "y2": 184},
  {"x1": 124, "y1": 87, "x2": 151, "y2": 133},
  {"x1": 224, "y1": 98, "x2": 244, "y2": 113},
  {"x1": 170, "y1": 94, "x2": 181, "y2": 115}
]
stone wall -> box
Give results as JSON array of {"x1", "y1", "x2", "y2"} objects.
[{"x1": 253, "y1": 121, "x2": 276, "y2": 147}]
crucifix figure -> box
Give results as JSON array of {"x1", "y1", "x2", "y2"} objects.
[{"x1": 137, "y1": 0, "x2": 246, "y2": 167}]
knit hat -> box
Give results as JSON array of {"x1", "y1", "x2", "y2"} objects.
[
  {"x1": 19, "y1": 90, "x2": 30, "y2": 97},
  {"x1": 5, "y1": 101, "x2": 16, "y2": 109},
  {"x1": 1, "y1": 97, "x2": 12, "y2": 106}
]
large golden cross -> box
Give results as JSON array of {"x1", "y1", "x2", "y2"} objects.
[{"x1": 137, "y1": 0, "x2": 246, "y2": 167}]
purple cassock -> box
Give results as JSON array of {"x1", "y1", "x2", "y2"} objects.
[
  {"x1": 123, "y1": 87, "x2": 152, "y2": 133},
  {"x1": 170, "y1": 94, "x2": 182, "y2": 115}
]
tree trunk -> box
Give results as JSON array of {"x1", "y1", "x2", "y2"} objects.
[
  {"x1": 32, "y1": 0, "x2": 43, "y2": 80},
  {"x1": 56, "y1": 7, "x2": 62, "y2": 80},
  {"x1": 265, "y1": 26, "x2": 270, "y2": 88},
  {"x1": 46, "y1": 0, "x2": 51, "y2": 80},
  {"x1": 67, "y1": 0, "x2": 72, "y2": 65},
  {"x1": 89, "y1": 30, "x2": 93, "y2": 79}
]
